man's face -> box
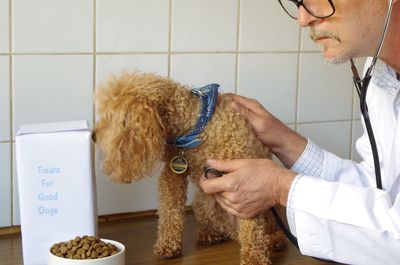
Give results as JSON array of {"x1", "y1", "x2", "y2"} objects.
[{"x1": 299, "y1": 0, "x2": 388, "y2": 64}]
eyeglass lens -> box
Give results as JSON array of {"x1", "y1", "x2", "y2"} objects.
[{"x1": 279, "y1": 0, "x2": 334, "y2": 19}]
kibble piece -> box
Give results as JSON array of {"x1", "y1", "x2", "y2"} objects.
[
  {"x1": 60, "y1": 246, "x2": 68, "y2": 254},
  {"x1": 82, "y1": 243, "x2": 90, "y2": 250}
]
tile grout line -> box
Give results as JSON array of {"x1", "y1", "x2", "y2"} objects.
[
  {"x1": 6, "y1": 50, "x2": 321, "y2": 56},
  {"x1": 234, "y1": 0, "x2": 241, "y2": 94},
  {"x1": 167, "y1": 0, "x2": 172, "y2": 78},
  {"x1": 92, "y1": 0, "x2": 97, "y2": 128},
  {"x1": 294, "y1": 27, "x2": 303, "y2": 132},
  {"x1": 9, "y1": 0, "x2": 14, "y2": 227},
  {"x1": 0, "y1": 140, "x2": 14, "y2": 144},
  {"x1": 92, "y1": 0, "x2": 97, "y2": 194}
]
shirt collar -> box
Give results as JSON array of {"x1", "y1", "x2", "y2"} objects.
[
  {"x1": 371, "y1": 59, "x2": 400, "y2": 117},
  {"x1": 371, "y1": 59, "x2": 400, "y2": 95}
]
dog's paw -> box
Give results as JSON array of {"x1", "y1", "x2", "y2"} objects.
[
  {"x1": 153, "y1": 242, "x2": 182, "y2": 259},
  {"x1": 196, "y1": 229, "x2": 230, "y2": 245}
]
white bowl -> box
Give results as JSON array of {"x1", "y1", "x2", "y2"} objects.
[{"x1": 48, "y1": 239, "x2": 125, "y2": 265}]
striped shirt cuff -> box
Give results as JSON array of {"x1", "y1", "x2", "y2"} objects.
[
  {"x1": 286, "y1": 174, "x2": 303, "y2": 237},
  {"x1": 290, "y1": 138, "x2": 324, "y2": 177},
  {"x1": 287, "y1": 139, "x2": 325, "y2": 237}
]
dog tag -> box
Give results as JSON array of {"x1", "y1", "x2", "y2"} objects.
[
  {"x1": 170, "y1": 155, "x2": 188, "y2": 174},
  {"x1": 169, "y1": 155, "x2": 188, "y2": 174}
]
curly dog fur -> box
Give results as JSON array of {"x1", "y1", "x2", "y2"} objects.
[{"x1": 94, "y1": 72, "x2": 287, "y2": 265}]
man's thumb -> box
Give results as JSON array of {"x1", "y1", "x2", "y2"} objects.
[{"x1": 231, "y1": 101, "x2": 255, "y2": 122}]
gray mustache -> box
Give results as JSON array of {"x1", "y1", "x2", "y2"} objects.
[{"x1": 310, "y1": 28, "x2": 341, "y2": 42}]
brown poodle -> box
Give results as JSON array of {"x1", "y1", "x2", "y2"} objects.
[{"x1": 94, "y1": 72, "x2": 287, "y2": 265}]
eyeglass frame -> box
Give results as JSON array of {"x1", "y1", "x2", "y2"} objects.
[{"x1": 277, "y1": 0, "x2": 336, "y2": 19}]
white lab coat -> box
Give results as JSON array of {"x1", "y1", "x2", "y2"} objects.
[{"x1": 288, "y1": 59, "x2": 400, "y2": 265}]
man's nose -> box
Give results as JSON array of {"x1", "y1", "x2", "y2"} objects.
[{"x1": 297, "y1": 6, "x2": 319, "y2": 27}]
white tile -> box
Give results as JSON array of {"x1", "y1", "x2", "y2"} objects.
[
  {"x1": 170, "y1": 54, "x2": 236, "y2": 92},
  {"x1": 297, "y1": 121, "x2": 351, "y2": 159},
  {"x1": 0, "y1": 0, "x2": 9, "y2": 53},
  {"x1": 95, "y1": 158, "x2": 159, "y2": 215},
  {"x1": 12, "y1": 144, "x2": 20, "y2": 225},
  {"x1": 0, "y1": 143, "x2": 11, "y2": 227},
  {"x1": 13, "y1": 0, "x2": 93, "y2": 53},
  {"x1": 95, "y1": 151, "x2": 196, "y2": 215},
  {"x1": 13, "y1": 55, "x2": 94, "y2": 138},
  {"x1": 239, "y1": 0, "x2": 299, "y2": 51},
  {"x1": 96, "y1": 54, "x2": 168, "y2": 85},
  {"x1": 301, "y1": 27, "x2": 320, "y2": 52},
  {"x1": 172, "y1": 0, "x2": 238, "y2": 52},
  {"x1": 351, "y1": 120, "x2": 363, "y2": 163},
  {"x1": 97, "y1": 0, "x2": 169, "y2": 52},
  {"x1": 237, "y1": 54, "x2": 298, "y2": 123},
  {"x1": 0, "y1": 56, "x2": 10, "y2": 141},
  {"x1": 353, "y1": 87, "x2": 361, "y2": 119},
  {"x1": 298, "y1": 53, "x2": 353, "y2": 122}
]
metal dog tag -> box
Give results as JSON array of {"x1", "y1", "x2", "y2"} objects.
[{"x1": 170, "y1": 155, "x2": 188, "y2": 174}]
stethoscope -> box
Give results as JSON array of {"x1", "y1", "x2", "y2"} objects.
[{"x1": 204, "y1": 1, "x2": 395, "y2": 263}]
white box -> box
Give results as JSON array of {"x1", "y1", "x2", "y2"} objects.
[{"x1": 16, "y1": 120, "x2": 97, "y2": 265}]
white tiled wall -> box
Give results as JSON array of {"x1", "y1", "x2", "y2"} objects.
[
  {"x1": 0, "y1": 0, "x2": 9, "y2": 53},
  {"x1": 0, "y1": 56, "x2": 10, "y2": 141},
  {"x1": 1, "y1": 0, "x2": 363, "y2": 228},
  {"x1": 172, "y1": 0, "x2": 238, "y2": 52},
  {"x1": 170, "y1": 54, "x2": 236, "y2": 91},
  {"x1": 97, "y1": 0, "x2": 169, "y2": 52},
  {"x1": 240, "y1": 0, "x2": 299, "y2": 51},
  {"x1": 13, "y1": 55, "x2": 94, "y2": 133},
  {"x1": 0, "y1": 144, "x2": 11, "y2": 227},
  {"x1": 298, "y1": 53, "x2": 353, "y2": 122},
  {"x1": 13, "y1": 0, "x2": 93, "y2": 53},
  {"x1": 238, "y1": 53, "x2": 298, "y2": 123}
]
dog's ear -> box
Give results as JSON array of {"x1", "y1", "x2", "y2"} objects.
[{"x1": 95, "y1": 83, "x2": 165, "y2": 184}]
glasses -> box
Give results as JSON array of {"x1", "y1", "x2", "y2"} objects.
[{"x1": 278, "y1": 0, "x2": 335, "y2": 19}]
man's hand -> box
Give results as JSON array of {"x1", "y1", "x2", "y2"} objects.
[
  {"x1": 199, "y1": 158, "x2": 296, "y2": 219},
  {"x1": 227, "y1": 93, "x2": 307, "y2": 168}
]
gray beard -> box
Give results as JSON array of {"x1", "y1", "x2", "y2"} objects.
[
  {"x1": 322, "y1": 55, "x2": 349, "y2": 65},
  {"x1": 310, "y1": 28, "x2": 350, "y2": 65}
]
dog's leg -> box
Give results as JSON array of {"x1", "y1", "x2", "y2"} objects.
[
  {"x1": 237, "y1": 216, "x2": 272, "y2": 265},
  {"x1": 192, "y1": 191, "x2": 231, "y2": 245},
  {"x1": 265, "y1": 209, "x2": 287, "y2": 252},
  {"x1": 153, "y1": 168, "x2": 188, "y2": 259}
]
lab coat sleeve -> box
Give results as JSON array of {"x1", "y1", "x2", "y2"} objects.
[{"x1": 287, "y1": 140, "x2": 400, "y2": 264}]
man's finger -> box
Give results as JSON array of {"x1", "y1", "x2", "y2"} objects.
[
  {"x1": 206, "y1": 159, "x2": 239, "y2": 174},
  {"x1": 199, "y1": 174, "x2": 237, "y2": 194},
  {"x1": 227, "y1": 93, "x2": 265, "y2": 116},
  {"x1": 215, "y1": 195, "x2": 246, "y2": 219}
]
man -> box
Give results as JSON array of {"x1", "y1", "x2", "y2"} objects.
[{"x1": 199, "y1": 0, "x2": 400, "y2": 264}]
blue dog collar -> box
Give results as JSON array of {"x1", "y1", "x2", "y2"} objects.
[{"x1": 167, "y1": 83, "x2": 219, "y2": 149}]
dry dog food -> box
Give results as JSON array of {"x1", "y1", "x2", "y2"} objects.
[{"x1": 50, "y1": 236, "x2": 119, "y2": 259}]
